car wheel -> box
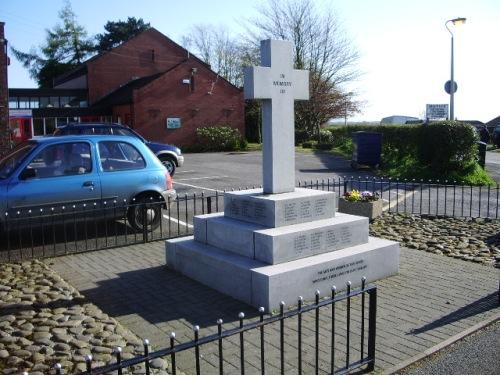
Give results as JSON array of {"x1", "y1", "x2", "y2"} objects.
[
  {"x1": 127, "y1": 196, "x2": 162, "y2": 232},
  {"x1": 159, "y1": 155, "x2": 176, "y2": 176}
]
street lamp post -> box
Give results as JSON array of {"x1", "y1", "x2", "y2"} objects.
[{"x1": 445, "y1": 17, "x2": 466, "y2": 121}]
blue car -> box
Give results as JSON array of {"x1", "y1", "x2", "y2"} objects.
[
  {"x1": 0, "y1": 135, "x2": 176, "y2": 232},
  {"x1": 54, "y1": 123, "x2": 184, "y2": 176}
]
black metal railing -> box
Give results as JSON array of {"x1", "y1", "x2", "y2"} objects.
[
  {"x1": 1, "y1": 178, "x2": 498, "y2": 263},
  {"x1": 299, "y1": 177, "x2": 499, "y2": 219},
  {"x1": 39, "y1": 279, "x2": 376, "y2": 375}
]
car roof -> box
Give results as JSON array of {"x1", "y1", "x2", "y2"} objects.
[
  {"x1": 29, "y1": 134, "x2": 141, "y2": 144},
  {"x1": 61, "y1": 123, "x2": 125, "y2": 128}
]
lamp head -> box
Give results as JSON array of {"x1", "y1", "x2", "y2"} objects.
[{"x1": 451, "y1": 17, "x2": 466, "y2": 26}]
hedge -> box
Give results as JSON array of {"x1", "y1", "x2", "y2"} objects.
[{"x1": 328, "y1": 121, "x2": 480, "y2": 176}]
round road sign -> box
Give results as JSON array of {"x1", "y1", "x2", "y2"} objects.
[{"x1": 445, "y1": 80, "x2": 458, "y2": 94}]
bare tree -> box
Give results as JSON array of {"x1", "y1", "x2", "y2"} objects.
[
  {"x1": 246, "y1": 0, "x2": 361, "y2": 136},
  {"x1": 182, "y1": 25, "x2": 255, "y2": 87}
]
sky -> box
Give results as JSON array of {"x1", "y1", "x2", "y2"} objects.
[{"x1": 1, "y1": 0, "x2": 499, "y2": 123}]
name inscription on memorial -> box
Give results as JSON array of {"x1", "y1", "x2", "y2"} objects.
[
  {"x1": 292, "y1": 225, "x2": 354, "y2": 256},
  {"x1": 312, "y1": 260, "x2": 367, "y2": 284},
  {"x1": 284, "y1": 197, "x2": 329, "y2": 224},
  {"x1": 228, "y1": 199, "x2": 267, "y2": 220}
]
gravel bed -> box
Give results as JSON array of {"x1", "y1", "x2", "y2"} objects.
[
  {"x1": 370, "y1": 213, "x2": 500, "y2": 267},
  {"x1": 0, "y1": 261, "x2": 170, "y2": 375}
]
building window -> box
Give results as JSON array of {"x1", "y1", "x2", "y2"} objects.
[
  {"x1": 60, "y1": 96, "x2": 70, "y2": 107},
  {"x1": 49, "y1": 97, "x2": 60, "y2": 108},
  {"x1": 8, "y1": 97, "x2": 18, "y2": 109},
  {"x1": 30, "y1": 97, "x2": 39, "y2": 108},
  {"x1": 68, "y1": 96, "x2": 79, "y2": 107},
  {"x1": 19, "y1": 97, "x2": 30, "y2": 109},
  {"x1": 40, "y1": 97, "x2": 50, "y2": 108}
]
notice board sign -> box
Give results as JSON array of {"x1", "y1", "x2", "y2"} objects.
[
  {"x1": 426, "y1": 104, "x2": 448, "y2": 120},
  {"x1": 166, "y1": 117, "x2": 181, "y2": 129}
]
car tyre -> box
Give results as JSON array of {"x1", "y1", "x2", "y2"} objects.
[
  {"x1": 127, "y1": 195, "x2": 162, "y2": 232},
  {"x1": 159, "y1": 155, "x2": 176, "y2": 176}
]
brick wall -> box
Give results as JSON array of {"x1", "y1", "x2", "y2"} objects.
[
  {"x1": 131, "y1": 58, "x2": 244, "y2": 147},
  {"x1": 0, "y1": 22, "x2": 10, "y2": 156},
  {"x1": 87, "y1": 28, "x2": 192, "y2": 104}
]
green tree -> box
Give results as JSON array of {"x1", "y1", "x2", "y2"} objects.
[
  {"x1": 95, "y1": 17, "x2": 150, "y2": 52},
  {"x1": 11, "y1": 1, "x2": 94, "y2": 87}
]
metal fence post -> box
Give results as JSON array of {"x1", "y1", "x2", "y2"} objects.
[
  {"x1": 207, "y1": 196, "x2": 212, "y2": 214},
  {"x1": 142, "y1": 202, "x2": 148, "y2": 243},
  {"x1": 367, "y1": 287, "x2": 378, "y2": 372}
]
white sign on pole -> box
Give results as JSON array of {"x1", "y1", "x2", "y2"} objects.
[{"x1": 426, "y1": 104, "x2": 449, "y2": 120}]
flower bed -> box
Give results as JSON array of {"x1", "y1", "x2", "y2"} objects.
[{"x1": 339, "y1": 190, "x2": 382, "y2": 220}]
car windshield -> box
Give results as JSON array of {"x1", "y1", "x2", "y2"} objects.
[{"x1": 0, "y1": 142, "x2": 37, "y2": 179}]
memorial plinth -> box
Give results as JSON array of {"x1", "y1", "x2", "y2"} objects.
[{"x1": 166, "y1": 188, "x2": 400, "y2": 311}]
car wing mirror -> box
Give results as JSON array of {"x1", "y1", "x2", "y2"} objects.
[{"x1": 19, "y1": 168, "x2": 37, "y2": 180}]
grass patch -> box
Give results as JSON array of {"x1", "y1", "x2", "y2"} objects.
[
  {"x1": 245, "y1": 143, "x2": 263, "y2": 151},
  {"x1": 382, "y1": 157, "x2": 495, "y2": 185}
]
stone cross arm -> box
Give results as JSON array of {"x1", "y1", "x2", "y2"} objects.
[{"x1": 244, "y1": 66, "x2": 309, "y2": 101}]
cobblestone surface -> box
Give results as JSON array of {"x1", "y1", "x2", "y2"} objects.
[
  {"x1": 0, "y1": 261, "x2": 172, "y2": 375},
  {"x1": 48, "y1": 237, "x2": 500, "y2": 373},
  {"x1": 371, "y1": 214, "x2": 500, "y2": 267}
]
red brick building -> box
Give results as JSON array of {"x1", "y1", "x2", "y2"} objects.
[
  {"x1": 7, "y1": 28, "x2": 244, "y2": 147},
  {"x1": 0, "y1": 22, "x2": 10, "y2": 156}
]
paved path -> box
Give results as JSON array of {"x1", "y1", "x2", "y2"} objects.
[
  {"x1": 48, "y1": 243, "x2": 499, "y2": 374},
  {"x1": 399, "y1": 321, "x2": 500, "y2": 375},
  {"x1": 486, "y1": 151, "x2": 500, "y2": 183}
]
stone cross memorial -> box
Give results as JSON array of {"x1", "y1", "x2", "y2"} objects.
[
  {"x1": 244, "y1": 39, "x2": 309, "y2": 194},
  {"x1": 166, "y1": 39, "x2": 400, "y2": 311}
]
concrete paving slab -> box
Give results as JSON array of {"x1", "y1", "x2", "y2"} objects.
[{"x1": 48, "y1": 242, "x2": 499, "y2": 373}]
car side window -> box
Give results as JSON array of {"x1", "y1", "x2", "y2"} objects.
[
  {"x1": 93, "y1": 127, "x2": 112, "y2": 135},
  {"x1": 112, "y1": 128, "x2": 134, "y2": 137},
  {"x1": 98, "y1": 141, "x2": 146, "y2": 172},
  {"x1": 22, "y1": 142, "x2": 92, "y2": 178}
]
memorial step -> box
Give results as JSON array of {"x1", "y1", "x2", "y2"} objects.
[
  {"x1": 224, "y1": 188, "x2": 336, "y2": 227},
  {"x1": 166, "y1": 236, "x2": 399, "y2": 311},
  {"x1": 194, "y1": 212, "x2": 369, "y2": 264}
]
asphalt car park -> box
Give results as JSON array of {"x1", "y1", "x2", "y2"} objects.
[{"x1": 171, "y1": 150, "x2": 374, "y2": 195}]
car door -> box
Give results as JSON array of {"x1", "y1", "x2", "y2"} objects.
[
  {"x1": 96, "y1": 140, "x2": 150, "y2": 204},
  {"x1": 6, "y1": 141, "x2": 102, "y2": 216}
]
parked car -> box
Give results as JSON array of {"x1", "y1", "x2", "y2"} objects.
[
  {"x1": 54, "y1": 123, "x2": 184, "y2": 176},
  {"x1": 0, "y1": 135, "x2": 176, "y2": 232}
]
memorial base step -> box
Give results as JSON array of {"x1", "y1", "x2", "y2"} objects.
[
  {"x1": 166, "y1": 236, "x2": 399, "y2": 311},
  {"x1": 194, "y1": 212, "x2": 369, "y2": 264}
]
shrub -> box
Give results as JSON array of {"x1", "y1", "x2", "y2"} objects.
[
  {"x1": 302, "y1": 141, "x2": 313, "y2": 148},
  {"x1": 295, "y1": 129, "x2": 311, "y2": 145},
  {"x1": 196, "y1": 126, "x2": 243, "y2": 152},
  {"x1": 314, "y1": 142, "x2": 333, "y2": 150},
  {"x1": 239, "y1": 137, "x2": 248, "y2": 150},
  {"x1": 316, "y1": 129, "x2": 334, "y2": 144}
]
